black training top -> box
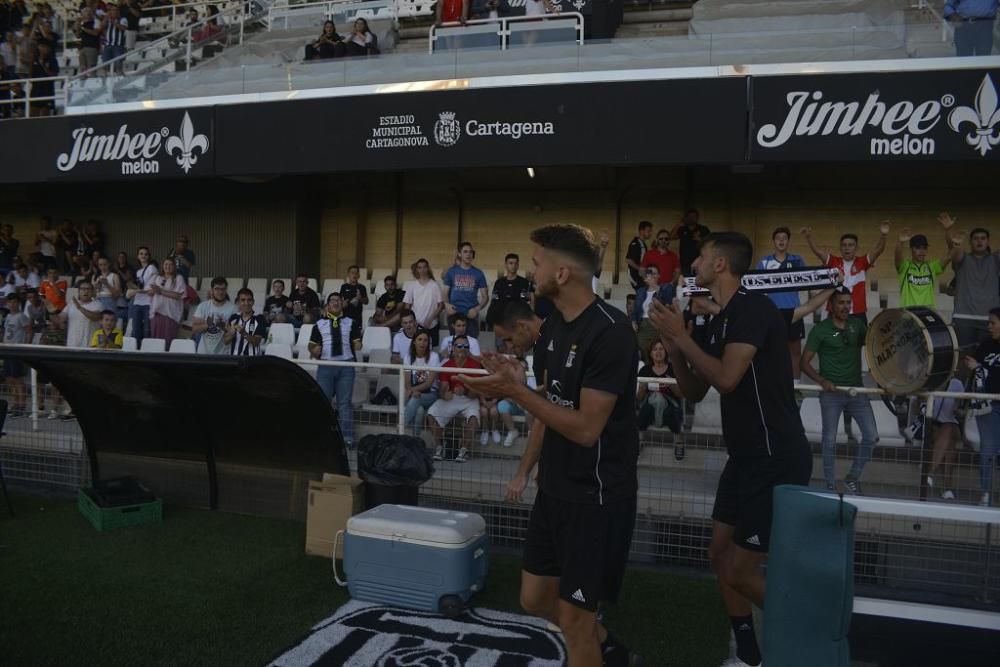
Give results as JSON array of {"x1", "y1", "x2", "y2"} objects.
[
  {"x1": 534, "y1": 298, "x2": 639, "y2": 505},
  {"x1": 975, "y1": 338, "x2": 1000, "y2": 395},
  {"x1": 701, "y1": 289, "x2": 807, "y2": 458}
]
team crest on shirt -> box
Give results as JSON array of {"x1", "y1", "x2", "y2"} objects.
[{"x1": 565, "y1": 344, "x2": 577, "y2": 368}]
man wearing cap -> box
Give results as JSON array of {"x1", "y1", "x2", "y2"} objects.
[
  {"x1": 894, "y1": 229, "x2": 951, "y2": 308},
  {"x1": 800, "y1": 286, "x2": 878, "y2": 495}
]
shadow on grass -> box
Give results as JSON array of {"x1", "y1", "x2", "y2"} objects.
[{"x1": 0, "y1": 494, "x2": 728, "y2": 666}]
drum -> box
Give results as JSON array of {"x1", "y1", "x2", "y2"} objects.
[{"x1": 865, "y1": 307, "x2": 958, "y2": 394}]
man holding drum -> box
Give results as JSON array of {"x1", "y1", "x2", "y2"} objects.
[{"x1": 649, "y1": 232, "x2": 813, "y2": 667}]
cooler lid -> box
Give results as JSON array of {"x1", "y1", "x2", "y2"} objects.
[{"x1": 347, "y1": 505, "x2": 486, "y2": 545}]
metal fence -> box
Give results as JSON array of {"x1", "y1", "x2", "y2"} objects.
[{"x1": 1, "y1": 351, "x2": 998, "y2": 625}]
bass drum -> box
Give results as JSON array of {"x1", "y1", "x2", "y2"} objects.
[{"x1": 865, "y1": 307, "x2": 958, "y2": 395}]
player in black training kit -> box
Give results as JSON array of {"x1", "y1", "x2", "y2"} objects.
[
  {"x1": 460, "y1": 225, "x2": 641, "y2": 667},
  {"x1": 649, "y1": 232, "x2": 812, "y2": 667}
]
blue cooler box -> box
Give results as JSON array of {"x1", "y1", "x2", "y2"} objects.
[{"x1": 341, "y1": 504, "x2": 489, "y2": 616}]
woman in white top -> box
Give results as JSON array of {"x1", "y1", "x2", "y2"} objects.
[
  {"x1": 92, "y1": 256, "x2": 122, "y2": 316},
  {"x1": 128, "y1": 246, "x2": 158, "y2": 345},
  {"x1": 149, "y1": 257, "x2": 187, "y2": 345},
  {"x1": 342, "y1": 18, "x2": 377, "y2": 57},
  {"x1": 402, "y1": 329, "x2": 441, "y2": 435},
  {"x1": 402, "y1": 258, "x2": 444, "y2": 346}
]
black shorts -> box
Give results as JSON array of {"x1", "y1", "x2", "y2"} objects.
[
  {"x1": 780, "y1": 309, "x2": 805, "y2": 341},
  {"x1": 2, "y1": 358, "x2": 25, "y2": 379},
  {"x1": 522, "y1": 490, "x2": 636, "y2": 612},
  {"x1": 711, "y1": 447, "x2": 813, "y2": 553}
]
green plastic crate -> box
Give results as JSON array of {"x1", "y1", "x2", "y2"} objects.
[{"x1": 77, "y1": 488, "x2": 162, "y2": 531}]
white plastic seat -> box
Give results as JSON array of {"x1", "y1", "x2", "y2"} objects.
[
  {"x1": 122, "y1": 336, "x2": 138, "y2": 351},
  {"x1": 139, "y1": 338, "x2": 166, "y2": 353},
  {"x1": 321, "y1": 278, "x2": 344, "y2": 298},
  {"x1": 226, "y1": 277, "x2": 244, "y2": 290},
  {"x1": 264, "y1": 342, "x2": 293, "y2": 359},
  {"x1": 267, "y1": 322, "x2": 296, "y2": 346},
  {"x1": 361, "y1": 326, "x2": 391, "y2": 357},
  {"x1": 188, "y1": 276, "x2": 200, "y2": 291},
  {"x1": 169, "y1": 339, "x2": 196, "y2": 353},
  {"x1": 308, "y1": 278, "x2": 318, "y2": 292},
  {"x1": 295, "y1": 323, "x2": 314, "y2": 358},
  {"x1": 478, "y1": 330, "x2": 495, "y2": 353},
  {"x1": 246, "y1": 278, "x2": 268, "y2": 314},
  {"x1": 691, "y1": 388, "x2": 723, "y2": 436}
]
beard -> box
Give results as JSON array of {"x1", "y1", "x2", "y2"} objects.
[{"x1": 534, "y1": 275, "x2": 559, "y2": 299}]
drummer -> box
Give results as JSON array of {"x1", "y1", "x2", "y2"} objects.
[{"x1": 800, "y1": 286, "x2": 877, "y2": 495}]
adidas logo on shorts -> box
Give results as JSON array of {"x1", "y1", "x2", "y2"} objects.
[
  {"x1": 571, "y1": 589, "x2": 587, "y2": 603},
  {"x1": 745, "y1": 534, "x2": 761, "y2": 546}
]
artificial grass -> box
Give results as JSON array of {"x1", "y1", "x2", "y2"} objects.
[{"x1": 0, "y1": 494, "x2": 728, "y2": 666}]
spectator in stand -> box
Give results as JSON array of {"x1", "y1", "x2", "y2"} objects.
[
  {"x1": 89, "y1": 309, "x2": 123, "y2": 349},
  {"x1": 669, "y1": 209, "x2": 710, "y2": 276},
  {"x1": 343, "y1": 18, "x2": 378, "y2": 57},
  {"x1": 759, "y1": 227, "x2": 807, "y2": 378},
  {"x1": 402, "y1": 329, "x2": 440, "y2": 435},
  {"x1": 166, "y1": 235, "x2": 195, "y2": 281},
  {"x1": 304, "y1": 20, "x2": 343, "y2": 60},
  {"x1": 114, "y1": 251, "x2": 134, "y2": 286},
  {"x1": 121, "y1": 0, "x2": 142, "y2": 51},
  {"x1": 62, "y1": 281, "x2": 102, "y2": 348},
  {"x1": 0, "y1": 224, "x2": 19, "y2": 277},
  {"x1": 944, "y1": 0, "x2": 998, "y2": 57},
  {"x1": 486, "y1": 253, "x2": 531, "y2": 332},
  {"x1": 56, "y1": 220, "x2": 77, "y2": 273},
  {"x1": 435, "y1": 0, "x2": 468, "y2": 25},
  {"x1": 79, "y1": 220, "x2": 103, "y2": 259},
  {"x1": 192, "y1": 277, "x2": 236, "y2": 354},
  {"x1": 192, "y1": 4, "x2": 224, "y2": 45},
  {"x1": 148, "y1": 257, "x2": 186, "y2": 345},
  {"x1": 402, "y1": 258, "x2": 444, "y2": 346},
  {"x1": 92, "y1": 255, "x2": 121, "y2": 316},
  {"x1": 30, "y1": 12, "x2": 58, "y2": 52},
  {"x1": 895, "y1": 229, "x2": 951, "y2": 308},
  {"x1": 966, "y1": 308, "x2": 1000, "y2": 506},
  {"x1": 391, "y1": 311, "x2": 419, "y2": 363},
  {"x1": 524, "y1": 0, "x2": 555, "y2": 16},
  {"x1": 23, "y1": 287, "x2": 48, "y2": 335},
  {"x1": 264, "y1": 279, "x2": 291, "y2": 323},
  {"x1": 374, "y1": 275, "x2": 405, "y2": 332},
  {"x1": 128, "y1": 245, "x2": 157, "y2": 345},
  {"x1": 802, "y1": 221, "x2": 889, "y2": 323},
  {"x1": 100, "y1": 4, "x2": 126, "y2": 74},
  {"x1": 939, "y1": 212, "x2": 1000, "y2": 347},
  {"x1": 443, "y1": 241, "x2": 488, "y2": 337},
  {"x1": 39, "y1": 267, "x2": 67, "y2": 314},
  {"x1": 0, "y1": 32, "x2": 17, "y2": 80},
  {"x1": 2, "y1": 293, "x2": 30, "y2": 416},
  {"x1": 10, "y1": 262, "x2": 39, "y2": 290},
  {"x1": 472, "y1": 0, "x2": 513, "y2": 20},
  {"x1": 632, "y1": 265, "x2": 674, "y2": 365},
  {"x1": 925, "y1": 376, "x2": 965, "y2": 501},
  {"x1": 440, "y1": 313, "x2": 481, "y2": 358},
  {"x1": 113, "y1": 251, "x2": 133, "y2": 325},
  {"x1": 309, "y1": 292, "x2": 362, "y2": 449},
  {"x1": 625, "y1": 220, "x2": 653, "y2": 290},
  {"x1": 287, "y1": 273, "x2": 320, "y2": 325},
  {"x1": 637, "y1": 339, "x2": 685, "y2": 460},
  {"x1": 339, "y1": 265, "x2": 369, "y2": 327},
  {"x1": 479, "y1": 395, "x2": 501, "y2": 446},
  {"x1": 225, "y1": 288, "x2": 268, "y2": 356},
  {"x1": 640, "y1": 228, "x2": 680, "y2": 286},
  {"x1": 14, "y1": 24, "x2": 31, "y2": 79},
  {"x1": 28, "y1": 40, "x2": 57, "y2": 116},
  {"x1": 31, "y1": 218, "x2": 58, "y2": 272},
  {"x1": 426, "y1": 334, "x2": 482, "y2": 463},
  {"x1": 800, "y1": 287, "x2": 877, "y2": 494}
]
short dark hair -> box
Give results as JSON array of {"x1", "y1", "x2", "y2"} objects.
[
  {"x1": 971, "y1": 227, "x2": 990, "y2": 239},
  {"x1": 772, "y1": 226, "x2": 791, "y2": 240},
  {"x1": 504, "y1": 253, "x2": 519, "y2": 263},
  {"x1": 702, "y1": 232, "x2": 753, "y2": 277},
  {"x1": 684, "y1": 208, "x2": 700, "y2": 219},
  {"x1": 271, "y1": 279, "x2": 285, "y2": 289},
  {"x1": 384, "y1": 275, "x2": 396, "y2": 284},
  {"x1": 451, "y1": 313, "x2": 468, "y2": 325},
  {"x1": 655, "y1": 229, "x2": 670, "y2": 240},
  {"x1": 529, "y1": 224, "x2": 600, "y2": 276},
  {"x1": 452, "y1": 334, "x2": 469, "y2": 346},
  {"x1": 840, "y1": 233, "x2": 859, "y2": 244},
  {"x1": 457, "y1": 241, "x2": 473, "y2": 252},
  {"x1": 100, "y1": 309, "x2": 116, "y2": 318},
  {"x1": 499, "y1": 300, "x2": 535, "y2": 330},
  {"x1": 638, "y1": 220, "x2": 653, "y2": 232},
  {"x1": 326, "y1": 292, "x2": 342, "y2": 303},
  {"x1": 831, "y1": 285, "x2": 852, "y2": 300},
  {"x1": 237, "y1": 287, "x2": 253, "y2": 300},
  {"x1": 210, "y1": 276, "x2": 227, "y2": 288},
  {"x1": 347, "y1": 265, "x2": 360, "y2": 273},
  {"x1": 991, "y1": 307, "x2": 1000, "y2": 320},
  {"x1": 401, "y1": 310, "x2": 416, "y2": 322}
]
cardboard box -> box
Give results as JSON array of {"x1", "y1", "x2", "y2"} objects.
[{"x1": 305, "y1": 474, "x2": 365, "y2": 559}]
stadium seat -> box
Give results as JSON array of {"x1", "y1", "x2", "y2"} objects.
[
  {"x1": 246, "y1": 278, "x2": 268, "y2": 314},
  {"x1": 308, "y1": 278, "x2": 318, "y2": 292},
  {"x1": 268, "y1": 323, "x2": 296, "y2": 346},
  {"x1": 169, "y1": 339, "x2": 196, "y2": 353},
  {"x1": 264, "y1": 343, "x2": 293, "y2": 359},
  {"x1": 361, "y1": 326, "x2": 391, "y2": 357},
  {"x1": 691, "y1": 388, "x2": 723, "y2": 436},
  {"x1": 351, "y1": 373, "x2": 371, "y2": 407},
  {"x1": 358, "y1": 267, "x2": 369, "y2": 280},
  {"x1": 188, "y1": 276, "x2": 200, "y2": 291},
  {"x1": 139, "y1": 338, "x2": 166, "y2": 353},
  {"x1": 321, "y1": 278, "x2": 344, "y2": 298},
  {"x1": 371, "y1": 268, "x2": 393, "y2": 288},
  {"x1": 479, "y1": 330, "x2": 495, "y2": 352},
  {"x1": 226, "y1": 277, "x2": 244, "y2": 290},
  {"x1": 294, "y1": 323, "x2": 314, "y2": 358},
  {"x1": 122, "y1": 336, "x2": 138, "y2": 351}
]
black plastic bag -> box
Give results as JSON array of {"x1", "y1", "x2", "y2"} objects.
[{"x1": 357, "y1": 434, "x2": 434, "y2": 487}]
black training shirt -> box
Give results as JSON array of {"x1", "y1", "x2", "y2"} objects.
[
  {"x1": 534, "y1": 298, "x2": 639, "y2": 505},
  {"x1": 487, "y1": 275, "x2": 531, "y2": 324},
  {"x1": 702, "y1": 289, "x2": 807, "y2": 458},
  {"x1": 626, "y1": 236, "x2": 646, "y2": 289}
]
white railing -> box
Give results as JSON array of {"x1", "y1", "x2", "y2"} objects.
[
  {"x1": 266, "y1": 0, "x2": 397, "y2": 31},
  {"x1": 143, "y1": 0, "x2": 250, "y2": 34},
  {"x1": 428, "y1": 11, "x2": 584, "y2": 54},
  {"x1": 0, "y1": 75, "x2": 70, "y2": 119},
  {"x1": 913, "y1": 0, "x2": 954, "y2": 42}
]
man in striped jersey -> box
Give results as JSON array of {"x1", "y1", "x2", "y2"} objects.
[
  {"x1": 225, "y1": 288, "x2": 268, "y2": 356},
  {"x1": 309, "y1": 292, "x2": 362, "y2": 449}
]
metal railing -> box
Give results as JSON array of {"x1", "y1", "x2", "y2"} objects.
[
  {"x1": 0, "y1": 75, "x2": 69, "y2": 119},
  {"x1": 913, "y1": 0, "x2": 954, "y2": 42},
  {"x1": 142, "y1": 0, "x2": 252, "y2": 34},
  {"x1": 266, "y1": 0, "x2": 397, "y2": 31},
  {"x1": 428, "y1": 11, "x2": 584, "y2": 54}
]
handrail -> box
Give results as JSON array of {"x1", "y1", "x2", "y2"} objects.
[
  {"x1": 68, "y1": 0, "x2": 252, "y2": 84},
  {"x1": 913, "y1": 0, "x2": 953, "y2": 43},
  {"x1": 266, "y1": 0, "x2": 397, "y2": 31},
  {"x1": 428, "y1": 11, "x2": 585, "y2": 54},
  {"x1": 0, "y1": 75, "x2": 70, "y2": 120}
]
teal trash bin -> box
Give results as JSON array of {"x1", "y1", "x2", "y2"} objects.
[{"x1": 763, "y1": 485, "x2": 857, "y2": 667}]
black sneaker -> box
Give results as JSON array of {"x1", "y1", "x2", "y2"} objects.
[
  {"x1": 674, "y1": 443, "x2": 685, "y2": 461},
  {"x1": 844, "y1": 476, "x2": 862, "y2": 495}
]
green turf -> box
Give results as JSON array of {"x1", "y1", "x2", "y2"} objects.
[{"x1": 0, "y1": 494, "x2": 728, "y2": 666}]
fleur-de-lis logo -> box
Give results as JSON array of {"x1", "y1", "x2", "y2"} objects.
[
  {"x1": 948, "y1": 75, "x2": 1000, "y2": 157},
  {"x1": 165, "y1": 112, "x2": 210, "y2": 173}
]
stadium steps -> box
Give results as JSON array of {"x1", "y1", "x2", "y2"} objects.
[{"x1": 617, "y1": 4, "x2": 693, "y2": 39}]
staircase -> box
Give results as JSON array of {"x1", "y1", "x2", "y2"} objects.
[{"x1": 616, "y1": 2, "x2": 695, "y2": 39}]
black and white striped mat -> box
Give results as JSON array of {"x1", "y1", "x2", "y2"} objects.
[{"x1": 269, "y1": 599, "x2": 567, "y2": 667}]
